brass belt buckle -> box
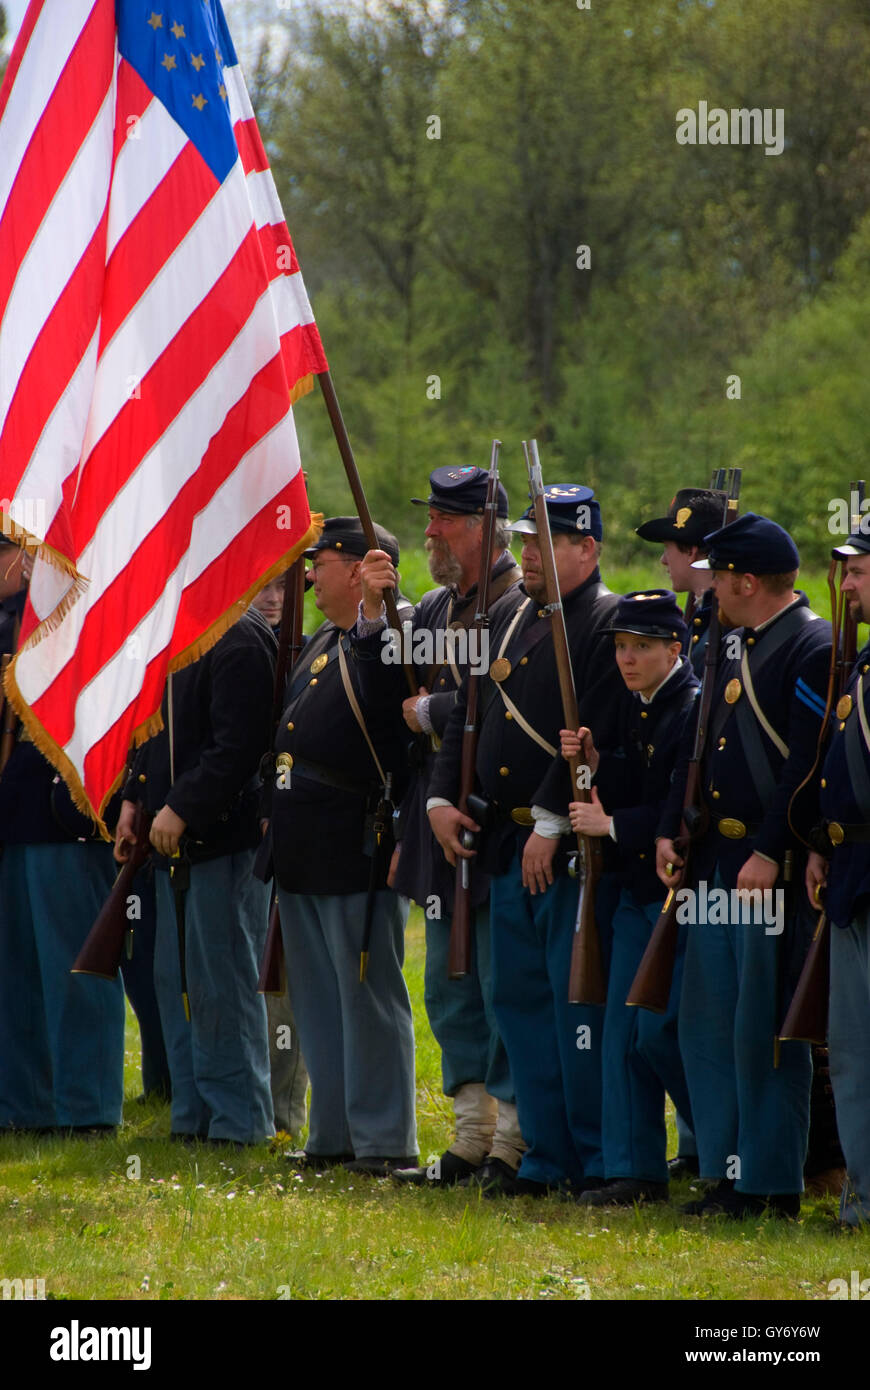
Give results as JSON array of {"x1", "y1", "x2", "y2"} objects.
[
  {"x1": 510, "y1": 807, "x2": 535, "y2": 827},
  {"x1": 718, "y1": 817, "x2": 746, "y2": 839},
  {"x1": 828, "y1": 822, "x2": 845, "y2": 847}
]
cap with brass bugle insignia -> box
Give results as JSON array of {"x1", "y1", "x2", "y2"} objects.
[
  {"x1": 836, "y1": 694, "x2": 853, "y2": 721},
  {"x1": 725, "y1": 678, "x2": 741, "y2": 704},
  {"x1": 489, "y1": 657, "x2": 512, "y2": 682},
  {"x1": 310, "y1": 653, "x2": 328, "y2": 675}
]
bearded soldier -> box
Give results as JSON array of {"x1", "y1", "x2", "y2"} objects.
[{"x1": 355, "y1": 465, "x2": 525, "y2": 1187}]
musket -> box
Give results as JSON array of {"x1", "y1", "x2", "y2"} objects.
[
  {"x1": 258, "y1": 557, "x2": 307, "y2": 996},
  {"x1": 778, "y1": 477, "x2": 865, "y2": 1044},
  {"x1": 71, "y1": 803, "x2": 153, "y2": 979},
  {"x1": 519, "y1": 441, "x2": 605, "y2": 1005},
  {"x1": 626, "y1": 467, "x2": 741, "y2": 1012},
  {"x1": 447, "y1": 440, "x2": 501, "y2": 980}
]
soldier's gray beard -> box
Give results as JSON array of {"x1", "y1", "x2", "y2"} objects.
[{"x1": 426, "y1": 539, "x2": 463, "y2": 587}]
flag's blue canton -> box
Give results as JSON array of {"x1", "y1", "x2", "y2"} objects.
[{"x1": 117, "y1": 1, "x2": 238, "y2": 184}]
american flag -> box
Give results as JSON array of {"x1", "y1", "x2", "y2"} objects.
[{"x1": 0, "y1": 0, "x2": 327, "y2": 827}]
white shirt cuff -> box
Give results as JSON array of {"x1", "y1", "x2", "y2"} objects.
[
  {"x1": 532, "y1": 805, "x2": 571, "y2": 839},
  {"x1": 416, "y1": 694, "x2": 433, "y2": 735},
  {"x1": 426, "y1": 797, "x2": 454, "y2": 814},
  {"x1": 609, "y1": 819, "x2": 618, "y2": 842}
]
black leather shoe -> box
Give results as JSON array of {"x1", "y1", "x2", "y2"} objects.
[
  {"x1": 682, "y1": 1178, "x2": 734, "y2": 1215},
  {"x1": 462, "y1": 1157, "x2": 560, "y2": 1198},
  {"x1": 283, "y1": 1150, "x2": 354, "y2": 1171},
  {"x1": 170, "y1": 1131, "x2": 207, "y2": 1144},
  {"x1": 579, "y1": 1178, "x2": 669, "y2": 1207},
  {"x1": 668, "y1": 1155, "x2": 700, "y2": 1180},
  {"x1": 683, "y1": 1180, "x2": 799, "y2": 1219},
  {"x1": 392, "y1": 1150, "x2": 480, "y2": 1186},
  {"x1": 61, "y1": 1125, "x2": 117, "y2": 1140},
  {"x1": 342, "y1": 1156, "x2": 419, "y2": 1178}
]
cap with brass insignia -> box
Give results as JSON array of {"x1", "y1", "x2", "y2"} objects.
[
  {"x1": 411, "y1": 465, "x2": 509, "y2": 517},
  {"x1": 636, "y1": 488, "x2": 727, "y2": 547},
  {"x1": 602, "y1": 589, "x2": 687, "y2": 644},
  {"x1": 509, "y1": 484, "x2": 602, "y2": 540},
  {"x1": 692, "y1": 512, "x2": 800, "y2": 575},
  {"x1": 305, "y1": 516, "x2": 400, "y2": 565}
]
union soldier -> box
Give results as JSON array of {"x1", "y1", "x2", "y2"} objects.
[
  {"x1": 428, "y1": 486, "x2": 622, "y2": 1195},
  {"x1": 260, "y1": 518, "x2": 417, "y2": 1175},
  {"x1": 0, "y1": 537, "x2": 125, "y2": 1136},
  {"x1": 354, "y1": 465, "x2": 525, "y2": 1186},
  {"x1": 635, "y1": 488, "x2": 728, "y2": 677},
  {"x1": 806, "y1": 526, "x2": 870, "y2": 1227},
  {"x1": 117, "y1": 605, "x2": 277, "y2": 1144},
  {"x1": 657, "y1": 513, "x2": 831, "y2": 1217},
  {"x1": 560, "y1": 591, "x2": 699, "y2": 1207}
]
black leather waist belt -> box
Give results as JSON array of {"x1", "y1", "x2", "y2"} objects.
[
  {"x1": 826, "y1": 820, "x2": 870, "y2": 847},
  {"x1": 285, "y1": 756, "x2": 376, "y2": 799}
]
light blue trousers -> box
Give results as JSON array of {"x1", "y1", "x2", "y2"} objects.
[
  {"x1": 424, "y1": 905, "x2": 514, "y2": 1102},
  {"x1": 154, "y1": 852, "x2": 273, "y2": 1143},
  {"x1": 276, "y1": 887, "x2": 417, "y2": 1159},
  {"x1": 678, "y1": 872, "x2": 811, "y2": 1193},
  {"x1": 490, "y1": 856, "x2": 605, "y2": 1186},
  {"x1": 0, "y1": 842, "x2": 124, "y2": 1129},
  {"x1": 829, "y1": 906, "x2": 870, "y2": 1225},
  {"x1": 602, "y1": 888, "x2": 692, "y2": 1183}
]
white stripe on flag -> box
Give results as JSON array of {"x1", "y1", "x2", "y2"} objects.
[
  {"x1": 105, "y1": 94, "x2": 186, "y2": 260},
  {"x1": 0, "y1": 81, "x2": 114, "y2": 433},
  {"x1": 0, "y1": 0, "x2": 100, "y2": 225},
  {"x1": 80, "y1": 155, "x2": 253, "y2": 466}
]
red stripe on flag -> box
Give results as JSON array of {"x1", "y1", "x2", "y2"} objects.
[
  {"x1": 172, "y1": 470, "x2": 310, "y2": 653},
  {"x1": 0, "y1": 0, "x2": 48, "y2": 126},
  {"x1": 257, "y1": 220, "x2": 299, "y2": 278},
  {"x1": 280, "y1": 321, "x2": 329, "y2": 384},
  {"x1": 67, "y1": 223, "x2": 274, "y2": 552},
  {"x1": 0, "y1": 0, "x2": 115, "y2": 328},
  {"x1": 32, "y1": 354, "x2": 297, "y2": 740},
  {"x1": 112, "y1": 59, "x2": 154, "y2": 165},
  {"x1": 81, "y1": 645, "x2": 170, "y2": 813},
  {"x1": 234, "y1": 116, "x2": 270, "y2": 176},
  {"x1": 0, "y1": 209, "x2": 109, "y2": 499},
  {"x1": 100, "y1": 144, "x2": 217, "y2": 352}
]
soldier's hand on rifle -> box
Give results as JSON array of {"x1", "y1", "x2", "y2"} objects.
[
  {"x1": 114, "y1": 799, "x2": 139, "y2": 864},
  {"x1": 569, "y1": 787, "x2": 611, "y2": 837},
  {"x1": 805, "y1": 850, "x2": 828, "y2": 910},
  {"x1": 656, "y1": 836, "x2": 684, "y2": 887},
  {"x1": 559, "y1": 726, "x2": 599, "y2": 776},
  {"x1": 150, "y1": 804, "x2": 187, "y2": 858},
  {"x1": 736, "y1": 852, "x2": 779, "y2": 895},
  {"x1": 522, "y1": 831, "x2": 557, "y2": 896},
  {"x1": 360, "y1": 548, "x2": 398, "y2": 620},
  {"x1": 402, "y1": 686, "x2": 429, "y2": 733},
  {"x1": 428, "y1": 804, "x2": 479, "y2": 867}
]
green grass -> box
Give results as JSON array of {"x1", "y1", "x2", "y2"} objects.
[{"x1": 0, "y1": 908, "x2": 865, "y2": 1302}]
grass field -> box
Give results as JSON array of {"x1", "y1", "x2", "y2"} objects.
[{"x1": 0, "y1": 907, "x2": 865, "y2": 1303}]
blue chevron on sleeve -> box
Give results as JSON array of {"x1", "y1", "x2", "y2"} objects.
[{"x1": 795, "y1": 677, "x2": 827, "y2": 719}]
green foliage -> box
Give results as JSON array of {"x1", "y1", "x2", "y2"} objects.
[{"x1": 249, "y1": 0, "x2": 870, "y2": 560}]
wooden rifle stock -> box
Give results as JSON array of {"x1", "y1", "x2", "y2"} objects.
[
  {"x1": 71, "y1": 805, "x2": 153, "y2": 979},
  {"x1": 626, "y1": 468, "x2": 741, "y2": 1011},
  {"x1": 258, "y1": 557, "x2": 307, "y2": 996},
  {"x1": 448, "y1": 440, "x2": 501, "y2": 980},
  {"x1": 778, "y1": 478, "x2": 864, "y2": 1043},
  {"x1": 520, "y1": 441, "x2": 605, "y2": 1005}
]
